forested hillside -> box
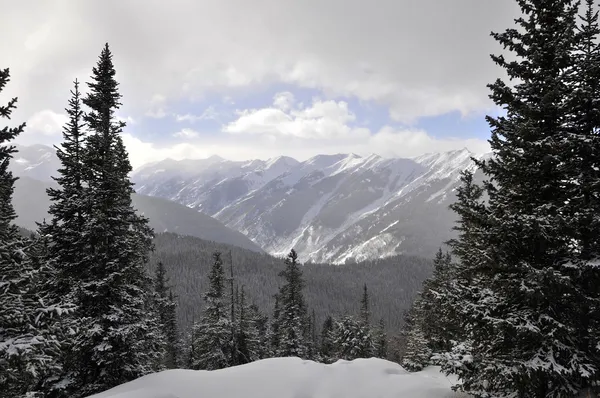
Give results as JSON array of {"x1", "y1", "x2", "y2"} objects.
[{"x1": 150, "y1": 232, "x2": 433, "y2": 333}]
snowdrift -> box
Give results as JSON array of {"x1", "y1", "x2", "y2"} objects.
[{"x1": 89, "y1": 357, "x2": 467, "y2": 398}]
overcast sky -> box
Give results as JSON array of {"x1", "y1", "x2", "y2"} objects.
[{"x1": 1, "y1": 0, "x2": 520, "y2": 168}]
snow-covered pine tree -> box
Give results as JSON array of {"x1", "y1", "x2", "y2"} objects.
[
  {"x1": 248, "y1": 303, "x2": 270, "y2": 359},
  {"x1": 374, "y1": 319, "x2": 387, "y2": 359},
  {"x1": 445, "y1": 0, "x2": 600, "y2": 395},
  {"x1": 567, "y1": 2, "x2": 600, "y2": 390},
  {"x1": 320, "y1": 315, "x2": 335, "y2": 363},
  {"x1": 418, "y1": 249, "x2": 458, "y2": 357},
  {"x1": 190, "y1": 252, "x2": 232, "y2": 370},
  {"x1": 330, "y1": 315, "x2": 374, "y2": 361},
  {"x1": 154, "y1": 262, "x2": 179, "y2": 369},
  {"x1": 66, "y1": 44, "x2": 160, "y2": 397},
  {"x1": 274, "y1": 249, "x2": 309, "y2": 358},
  {"x1": 235, "y1": 286, "x2": 260, "y2": 364},
  {"x1": 0, "y1": 68, "x2": 72, "y2": 397},
  {"x1": 401, "y1": 327, "x2": 432, "y2": 372}
]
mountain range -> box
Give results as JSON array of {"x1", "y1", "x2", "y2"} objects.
[
  {"x1": 11, "y1": 144, "x2": 484, "y2": 263},
  {"x1": 132, "y1": 148, "x2": 485, "y2": 264}
]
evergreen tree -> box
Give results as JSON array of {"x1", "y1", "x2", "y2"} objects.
[
  {"x1": 444, "y1": 1, "x2": 600, "y2": 395},
  {"x1": 274, "y1": 249, "x2": 309, "y2": 358},
  {"x1": 270, "y1": 294, "x2": 281, "y2": 353},
  {"x1": 190, "y1": 252, "x2": 232, "y2": 370},
  {"x1": 359, "y1": 283, "x2": 370, "y2": 327},
  {"x1": 0, "y1": 68, "x2": 72, "y2": 397},
  {"x1": 154, "y1": 262, "x2": 179, "y2": 369},
  {"x1": 374, "y1": 319, "x2": 387, "y2": 359},
  {"x1": 235, "y1": 286, "x2": 260, "y2": 364},
  {"x1": 249, "y1": 303, "x2": 270, "y2": 359},
  {"x1": 401, "y1": 327, "x2": 431, "y2": 372},
  {"x1": 66, "y1": 44, "x2": 160, "y2": 397},
  {"x1": 42, "y1": 79, "x2": 87, "y2": 296},
  {"x1": 320, "y1": 316, "x2": 335, "y2": 363},
  {"x1": 330, "y1": 316, "x2": 374, "y2": 360}
]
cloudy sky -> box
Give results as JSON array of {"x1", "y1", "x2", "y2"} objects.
[{"x1": 1, "y1": 0, "x2": 520, "y2": 168}]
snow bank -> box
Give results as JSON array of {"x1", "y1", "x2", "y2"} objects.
[{"x1": 88, "y1": 357, "x2": 467, "y2": 398}]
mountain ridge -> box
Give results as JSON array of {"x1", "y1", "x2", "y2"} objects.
[{"x1": 12, "y1": 143, "x2": 485, "y2": 263}]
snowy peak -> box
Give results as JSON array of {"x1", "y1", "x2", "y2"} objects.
[{"x1": 131, "y1": 147, "x2": 481, "y2": 263}]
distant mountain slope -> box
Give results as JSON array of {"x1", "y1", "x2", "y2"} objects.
[
  {"x1": 133, "y1": 149, "x2": 486, "y2": 263},
  {"x1": 12, "y1": 176, "x2": 264, "y2": 253}
]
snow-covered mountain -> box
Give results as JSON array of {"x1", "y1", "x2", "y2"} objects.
[
  {"x1": 9, "y1": 145, "x2": 264, "y2": 253},
  {"x1": 132, "y1": 149, "x2": 485, "y2": 264}
]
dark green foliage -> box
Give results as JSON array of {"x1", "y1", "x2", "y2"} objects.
[
  {"x1": 374, "y1": 319, "x2": 387, "y2": 359},
  {"x1": 190, "y1": 252, "x2": 232, "y2": 370},
  {"x1": 441, "y1": 1, "x2": 600, "y2": 396},
  {"x1": 320, "y1": 316, "x2": 335, "y2": 363},
  {"x1": 330, "y1": 316, "x2": 374, "y2": 360},
  {"x1": 150, "y1": 232, "x2": 433, "y2": 336},
  {"x1": 42, "y1": 44, "x2": 162, "y2": 397},
  {"x1": 154, "y1": 262, "x2": 179, "y2": 369},
  {"x1": 359, "y1": 283, "x2": 370, "y2": 327},
  {"x1": 274, "y1": 249, "x2": 309, "y2": 358}
]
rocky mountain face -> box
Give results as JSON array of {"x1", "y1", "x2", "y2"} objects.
[{"x1": 132, "y1": 149, "x2": 485, "y2": 264}]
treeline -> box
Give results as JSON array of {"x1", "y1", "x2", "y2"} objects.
[
  {"x1": 398, "y1": 1, "x2": 600, "y2": 397},
  {"x1": 150, "y1": 232, "x2": 432, "y2": 334},
  {"x1": 163, "y1": 248, "x2": 389, "y2": 370}
]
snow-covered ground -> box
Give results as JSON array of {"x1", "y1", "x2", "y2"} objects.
[{"x1": 89, "y1": 357, "x2": 468, "y2": 398}]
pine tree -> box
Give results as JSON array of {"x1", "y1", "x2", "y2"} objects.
[
  {"x1": 359, "y1": 283, "x2": 370, "y2": 327},
  {"x1": 374, "y1": 319, "x2": 387, "y2": 359},
  {"x1": 190, "y1": 252, "x2": 232, "y2": 370},
  {"x1": 270, "y1": 294, "x2": 281, "y2": 353},
  {"x1": 67, "y1": 44, "x2": 160, "y2": 397},
  {"x1": 249, "y1": 303, "x2": 270, "y2": 359},
  {"x1": 330, "y1": 316, "x2": 374, "y2": 360},
  {"x1": 320, "y1": 315, "x2": 335, "y2": 363},
  {"x1": 274, "y1": 249, "x2": 309, "y2": 358},
  {"x1": 0, "y1": 68, "x2": 72, "y2": 397},
  {"x1": 235, "y1": 286, "x2": 260, "y2": 364},
  {"x1": 401, "y1": 327, "x2": 431, "y2": 372},
  {"x1": 165, "y1": 290, "x2": 181, "y2": 368},
  {"x1": 444, "y1": 1, "x2": 600, "y2": 395},
  {"x1": 154, "y1": 262, "x2": 179, "y2": 369}
]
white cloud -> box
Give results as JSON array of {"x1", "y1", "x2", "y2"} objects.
[
  {"x1": 175, "y1": 106, "x2": 219, "y2": 123},
  {"x1": 273, "y1": 92, "x2": 295, "y2": 111},
  {"x1": 225, "y1": 97, "x2": 361, "y2": 140},
  {"x1": 15, "y1": 110, "x2": 68, "y2": 145},
  {"x1": 173, "y1": 128, "x2": 200, "y2": 138},
  {"x1": 0, "y1": 0, "x2": 519, "y2": 123}
]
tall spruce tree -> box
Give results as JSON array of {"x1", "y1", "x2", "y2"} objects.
[
  {"x1": 359, "y1": 283, "x2": 370, "y2": 327},
  {"x1": 444, "y1": 1, "x2": 600, "y2": 396},
  {"x1": 67, "y1": 44, "x2": 160, "y2": 397},
  {"x1": 190, "y1": 252, "x2": 232, "y2": 370},
  {"x1": 235, "y1": 286, "x2": 260, "y2": 364},
  {"x1": 0, "y1": 68, "x2": 72, "y2": 397},
  {"x1": 274, "y1": 249, "x2": 309, "y2": 358},
  {"x1": 154, "y1": 262, "x2": 179, "y2": 369},
  {"x1": 320, "y1": 315, "x2": 335, "y2": 363}
]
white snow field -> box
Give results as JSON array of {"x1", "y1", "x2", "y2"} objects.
[{"x1": 89, "y1": 357, "x2": 468, "y2": 398}]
